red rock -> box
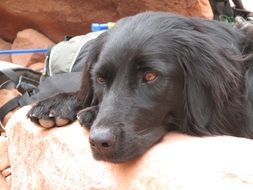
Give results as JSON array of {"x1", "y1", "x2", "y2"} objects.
[
  {"x1": 117, "y1": 0, "x2": 213, "y2": 20},
  {"x1": 0, "y1": 136, "x2": 9, "y2": 190},
  {"x1": 0, "y1": 38, "x2": 12, "y2": 62},
  {"x1": 11, "y1": 28, "x2": 54, "y2": 67},
  {"x1": 0, "y1": 0, "x2": 213, "y2": 43},
  {"x1": 28, "y1": 62, "x2": 44, "y2": 72},
  {"x1": 0, "y1": 137, "x2": 9, "y2": 171},
  {"x1": 0, "y1": 174, "x2": 9, "y2": 190},
  {"x1": 5, "y1": 106, "x2": 253, "y2": 190}
]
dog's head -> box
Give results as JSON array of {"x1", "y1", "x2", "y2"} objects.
[{"x1": 79, "y1": 12, "x2": 248, "y2": 162}]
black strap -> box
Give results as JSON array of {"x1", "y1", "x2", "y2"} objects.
[
  {"x1": 0, "y1": 80, "x2": 16, "y2": 89},
  {"x1": 0, "y1": 67, "x2": 41, "y2": 132},
  {"x1": 0, "y1": 69, "x2": 20, "y2": 85},
  {"x1": 0, "y1": 69, "x2": 23, "y2": 132},
  {"x1": 0, "y1": 92, "x2": 36, "y2": 133},
  {"x1": 0, "y1": 95, "x2": 22, "y2": 132}
]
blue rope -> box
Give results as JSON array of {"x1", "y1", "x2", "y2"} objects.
[{"x1": 0, "y1": 48, "x2": 48, "y2": 54}]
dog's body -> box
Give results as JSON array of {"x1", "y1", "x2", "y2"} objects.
[{"x1": 29, "y1": 12, "x2": 253, "y2": 162}]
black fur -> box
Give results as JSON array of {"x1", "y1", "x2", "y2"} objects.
[{"x1": 28, "y1": 12, "x2": 253, "y2": 162}]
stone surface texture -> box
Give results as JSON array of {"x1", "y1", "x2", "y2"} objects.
[
  {"x1": 0, "y1": 0, "x2": 212, "y2": 43},
  {"x1": 0, "y1": 38, "x2": 12, "y2": 62},
  {"x1": 0, "y1": 0, "x2": 213, "y2": 68},
  {"x1": 4, "y1": 106, "x2": 253, "y2": 190},
  {"x1": 0, "y1": 136, "x2": 10, "y2": 190},
  {"x1": 11, "y1": 29, "x2": 54, "y2": 67}
]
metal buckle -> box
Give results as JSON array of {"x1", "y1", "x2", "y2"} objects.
[{"x1": 16, "y1": 76, "x2": 39, "y2": 95}]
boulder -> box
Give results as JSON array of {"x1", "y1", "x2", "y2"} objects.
[
  {"x1": 0, "y1": 137, "x2": 9, "y2": 171},
  {"x1": 0, "y1": 0, "x2": 213, "y2": 43},
  {"x1": 5, "y1": 106, "x2": 253, "y2": 190},
  {"x1": 0, "y1": 174, "x2": 9, "y2": 190},
  {"x1": 28, "y1": 62, "x2": 44, "y2": 72},
  {"x1": 0, "y1": 38, "x2": 12, "y2": 62},
  {"x1": 0, "y1": 136, "x2": 10, "y2": 190},
  {"x1": 11, "y1": 29, "x2": 54, "y2": 67}
]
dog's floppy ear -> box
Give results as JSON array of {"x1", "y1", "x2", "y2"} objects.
[
  {"x1": 175, "y1": 35, "x2": 245, "y2": 136},
  {"x1": 78, "y1": 32, "x2": 108, "y2": 107}
]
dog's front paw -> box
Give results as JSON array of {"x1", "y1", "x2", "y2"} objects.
[{"x1": 27, "y1": 93, "x2": 82, "y2": 128}]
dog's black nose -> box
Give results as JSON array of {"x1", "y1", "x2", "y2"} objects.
[{"x1": 89, "y1": 128, "x2": 116, "y2": 154}]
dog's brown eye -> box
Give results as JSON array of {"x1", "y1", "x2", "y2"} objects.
[
  {"x1": 143, "y1": 71, "x2": 158, "y2": 83},
  {"x1": 96, "y1": 76, "x2": 106, "y2": 85}
]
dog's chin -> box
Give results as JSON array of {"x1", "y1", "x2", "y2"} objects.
[{"x1": 91, "y1": 151, "x2": 142, "y2": 163}]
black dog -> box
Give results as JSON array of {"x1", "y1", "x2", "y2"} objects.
[{"x1": 28, "y1": 12, "x2": 253, "y2": 162}]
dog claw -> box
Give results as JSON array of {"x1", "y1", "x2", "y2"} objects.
[
  {"x1": 29, "y1": 113, "x2": 37, "y2": 118},
  {"x1": 49, "y1": 113, "x2": 56, "y2": 118}
]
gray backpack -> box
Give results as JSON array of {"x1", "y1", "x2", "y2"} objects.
[{"x1": 0, "y1": 31, "x2": 103, "y2": 131}]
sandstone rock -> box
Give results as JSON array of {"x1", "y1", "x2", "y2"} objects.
[
  {"x1": 2, "y1": 167, "x2": 11, "y2": 178},
  {"x1": 0, "y1": 174, "x2": 9, "y2": 190},
  {"x1": 0, "y1": 137, "x2": 9, "y2": 171},
  {"x1": 243, "y1": 0, "x2": 253, "y2": 12},
  {"x1": 0, "y1": 0, "x2": 212, "y2": 43},
  {"x1": 0, "y1": 38, "x2": 11, "y2": 62},
  {"x1": 0, "y1": 136, "x2": 10, "y2": 190},
  {"x1": 11, "y1": 28, "x2": 54, "y2": 67},
  {"x1": 5, "y1": 106, "x2": 253, "y2": 190},
  {"x1": 28, "y1": 62, "x2": 44, "y2": 72},
  {"x1": 117, "y1": 0, "x2": 213, "y2": 20}
]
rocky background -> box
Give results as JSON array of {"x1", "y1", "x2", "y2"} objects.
[
  {"x1": 5, "y1": 106, "x2": 253, "y2": 189},
  {"x1": 0, "y1": 0, "x2": 213, "y2": 69}
]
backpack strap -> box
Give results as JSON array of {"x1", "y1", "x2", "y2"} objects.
[
  {"x1": 0, "y1": 67, "x2": 41, "y2": 132},
  {"x1": 0, "y1": 69, "x2": 19, "y2": 85},
  {"x1": 0, "y1": 95, "x2": 21, "y2": 132}
]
